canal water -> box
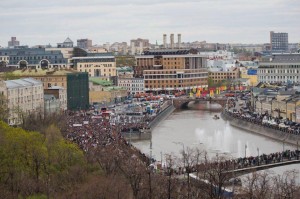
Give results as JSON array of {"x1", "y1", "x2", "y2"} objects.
[{"x1": 133, "y1": 102, "x2": 300, "y2": 182}]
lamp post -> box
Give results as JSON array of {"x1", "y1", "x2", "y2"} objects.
[
  {"x1": 257, "y1": 147, "x2": 260, "y2": 166},
  {"x1": 245, "y1": 144, "x2": 247, "y2": 158}
]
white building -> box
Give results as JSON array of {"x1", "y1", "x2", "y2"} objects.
[
  {"x1": 0, "y1": 78, "x2": 44, "y2": 125},
  {"x1": 118, "y1": 78, "x2": 144, "y2": 94},
  {"x1": 258, "y1": 53, "x2": 300, "y2": 83},
  {"x1": 44, "y1": 86, "x2": 67, "y2": 114}
]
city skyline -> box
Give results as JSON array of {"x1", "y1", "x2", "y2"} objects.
[{"x1": 0, "y1": 0, "x2": 300, "y2": 47}]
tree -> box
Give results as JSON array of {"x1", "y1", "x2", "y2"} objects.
[{"x1": 0, "y1": 94, "x2": 9, "y2": 122}]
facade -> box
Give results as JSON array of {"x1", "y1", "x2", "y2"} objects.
[
  {"x1": 0, "y1": 78, "x2": 44, "y2": 125},
  {"x1": 208, "y1": 68, "x2": 239, "y2": 84},
  {"x1": 130, "y1": 38, "x2": 150, "y2": 55},
  {"x1": 72, "y1": 56, "x2": 116, "y2": 77},
  {"x1": 270, "y1": 31, "x2": 288, "y2": 53},
  {"x1": 135, "y1": 49, "x2": 208, "y2": 93},
  {"x1": 44, "y1": 86, "x2": 67, "y2": 112},
  {"x1": 257, "y1": 53, "x2": 300, "y2": 83},
  {"x1": 77, "y1": 39, "x2": 92, "y2": 49},
  {"x1": 89, "y1": 79, "x2": 127, "y2": 105},
  {"x1": 0, "y1": 47, "x2": 70, "y2": 69},
  {"x1": 118, "y1": 78, "x2": 144, "y2": 94},
  {"x1": 8, "y1": 37, "x2": 20, "y2": 48},
  {"x1": 67, "y1": 73, "x2": 89, "y2": 111}
]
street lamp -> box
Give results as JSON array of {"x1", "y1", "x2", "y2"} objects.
[
  {"x1": 257, "y1": 147, "x2": 260, "y2": 166},
  {"x1": 245, "y1": 144, "x2": 247, "y2": 158}
]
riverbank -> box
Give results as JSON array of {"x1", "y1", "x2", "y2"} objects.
[{"x1": 221, "y1": 110, "x2": 299, "y2": 146}]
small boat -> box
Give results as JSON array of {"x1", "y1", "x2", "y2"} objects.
[{"x1": 213, "y1": 115, "x2": 220, "y2": 120}]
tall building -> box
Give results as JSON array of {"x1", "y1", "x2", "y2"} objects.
[
  {"x1": 257, "y1": 53, "x2": 300, "y2": 83},
  {"x1": 270, "y1": 31, "x2": 288, "y2": 53},
  {"x1": 135, "y1": 49, "x2": 208, "y2": 93},
  {"x1": 77, "y1": 39, "x2": 92, "y2": 49},
  {"x1": 8, "y1": 37, "x2": 20, "y2": 48}
]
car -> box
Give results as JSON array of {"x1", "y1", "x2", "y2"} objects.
[{"x1": 116, "y1": 103, "x2": 122, "y2": 106}]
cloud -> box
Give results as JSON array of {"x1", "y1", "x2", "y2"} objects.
[{"x1": 0, "y1": 0, "x2": 299, "y2": 46}]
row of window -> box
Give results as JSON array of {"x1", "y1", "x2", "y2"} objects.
[
  {"x1": 258, "y1": 69, "x2": 300, "y2": 73},
  {"x1": 79, "y1": 64, "x2": 114, "y2": 68},
  {"x1": 259, "y1": 76, "x2": 299, "y2": 80}
]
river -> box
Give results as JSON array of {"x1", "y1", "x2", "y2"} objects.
[{"x1": 133, "y1": 102, "x2": 300, "y2": 182}]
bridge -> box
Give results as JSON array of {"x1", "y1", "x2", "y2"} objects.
[{"x1": 172, "y1": 97, "x2": 228, "y2": 109}]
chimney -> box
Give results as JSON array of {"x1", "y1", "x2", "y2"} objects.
[
  {"x1": 170, "y1": 33, "x2": 174, "y2": 49},
  {"x1": 163, "y1": 34, "x2": 167, "y2": 48},
  {"x1": 177, "y1": 33, "x2": 181, "y2": 49}
]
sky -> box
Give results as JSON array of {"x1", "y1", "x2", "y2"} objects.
[{"x1": 0, "y1": 0, "x2": 299, "y2": 47}]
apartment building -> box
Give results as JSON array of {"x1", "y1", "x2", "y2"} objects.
[
  {"x1": 258, "y1": 53, "x2": 300, "y2": 83},
  {"x1": 118, "y1": 78, "x2": 144, "y2": 94},
  {"x1": 0, "y1": 78, "x2": 44, "y2": 125}
]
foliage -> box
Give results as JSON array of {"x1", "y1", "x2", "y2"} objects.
[{"x1": 0, "y1": 121, "x2": 85, "y2": 198}]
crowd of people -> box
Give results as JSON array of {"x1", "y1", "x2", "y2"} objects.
[{"x1": 224, "y1": 108, "x2": 300, "y2": 135}]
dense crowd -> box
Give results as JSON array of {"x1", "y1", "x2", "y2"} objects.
[{"x1": 224, "y1": 109, "x2": 300, "y2": 135}]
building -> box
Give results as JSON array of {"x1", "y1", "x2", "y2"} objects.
[
  {"x1": 89, "y1": 78, "x2": 127, "y2": 105},
  {"x1": 8, "y1": 37, "x2": 20, "y2": 48},
  {"x1": 44, "y1": 86, "x2": 67, "y2": 113},
  {"x1": 57, "y1": 37, "x2": 74, "y2": 48},
  {"x1": 135, "y1": 49, "x2": 208, "y2": 93},
  {"x1": 72, "y1": 56, "x2": 116, "y2": 78},
  {"x1": 257, "y1": 53, "x2": 300, "y2": 83},
  {"x1": 77, "y1": 39, "x2": 92, "y2": 49},
  {"x1": 240, "y1": 68, "x2": 258, "y2": 86},
  {"x1": 0, "y1": 78, "x2": 44, "y2": 125},
  {"x1": 118, "y1": 78, "x2": 144, "y2": 95},
  {"x1": 67, "y1": 73, "x2": 89, "y2": 110},
  {"x1": 270, "y1": 31, "x2": 288, "y2": 53},
  {"x1": 208, "y1": 67, "x2": 240, "y2": 84},
  {"x1": 7, "y1": 69, "x2": 89, "y2": 111},
  {"x1": 0, "y1": 46, "x2": 71, "y2": 69},
  {"x1": 130, "y1": 38, "x2": 150, "y2": 55}
]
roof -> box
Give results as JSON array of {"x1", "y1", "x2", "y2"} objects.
[
  {"x1": 11, "y1": 69, "x2": 78, "y2": 76},
  {"x1": 48, "y1": 86, "x2": 64, "y2": 90},
  {"x1": 260, "y1": 53, "x2": 300, "y2": 64},
  {"x1": 104, "y1": 86, "x2": 127, "y2": 91},
  {"x1": 5, "y1": 77, "x2": 42, "y2": 89},
  {"x1": 89, "y1": 77, "x2": 113, "y2": 86},
  {"x1": 64, "y1": 37, "x2": 73, "y2": 43}
]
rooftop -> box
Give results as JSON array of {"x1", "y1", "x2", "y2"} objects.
[
  {"x1": 11, "y1": 69, "x2": 79, "y2": 76},
  {"x1": 89, "y1": 77, "x2": 113, "y2": 86}
]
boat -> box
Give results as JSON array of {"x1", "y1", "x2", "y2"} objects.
[{"x1": 213, "y1": 115, "x2": 220, "y2": 120}]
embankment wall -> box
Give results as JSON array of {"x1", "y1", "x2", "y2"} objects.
[{"x1": 221, "y1": 111, "x2": 299, "y2": 146}]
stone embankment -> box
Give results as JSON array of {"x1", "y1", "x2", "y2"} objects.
[{"x1": 221, "y1": 111, "x2": 299, "y2": 146}]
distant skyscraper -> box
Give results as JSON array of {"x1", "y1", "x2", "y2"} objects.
[
  {"x1": 270, "y1": 31, "x2": 288, "y2": 53},
  {"x1": 77, "y1": 39, "x2": 92, "y2": 49},
  {"x1": 8, "y1": 37, "x2": 20, "y2": 47}
]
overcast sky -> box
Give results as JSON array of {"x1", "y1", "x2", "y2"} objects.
[{"x1": 1, "y1": 0, "x2": 299, "y2": 47}]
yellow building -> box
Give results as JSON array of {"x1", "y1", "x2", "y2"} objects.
[
  {"x1": 73, "y1": 56, "x2": 116, "y2": 77},
  {"x1": 6, "y1": 69, "x2": 79, "y2": 89},
  {"x1": 208, "y1": 68, "x2": 239, "y2": 84},
  {"x1": 89, "y1": 78, "x2": 127, "y2": 105}
]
